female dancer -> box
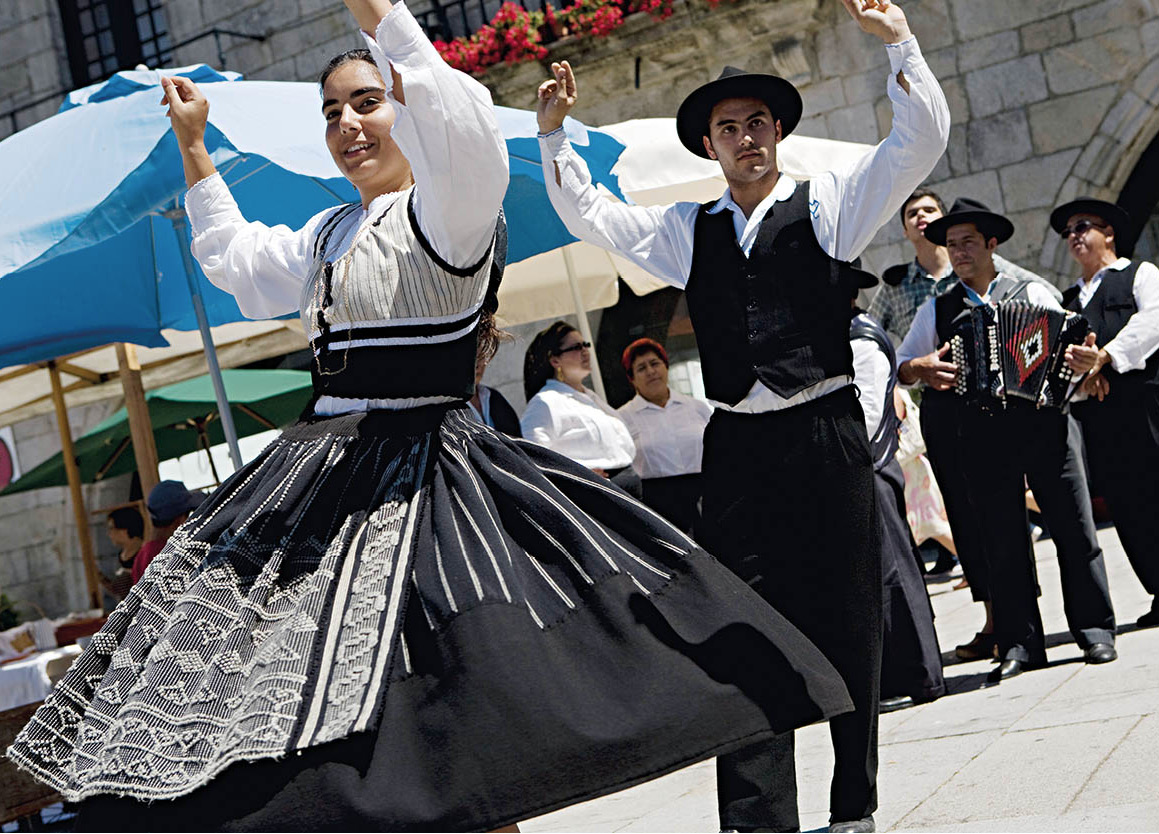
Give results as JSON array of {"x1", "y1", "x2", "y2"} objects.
[{"x1": 8, "y1": 1, "x2": 850, "y2": 829}]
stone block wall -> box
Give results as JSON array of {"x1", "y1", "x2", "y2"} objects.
[
  {"x1": 478, "y1": 0, "x2": 1159, "y2": 286},
  {"x1": 0, "y1": 0, "x2": 71, "y2": 139},
  {"x1": 0, "y1": 400, "x2": 128, "y2": 619}
]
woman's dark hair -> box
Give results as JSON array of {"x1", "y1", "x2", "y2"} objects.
[
  {"x1": 318, "y1": 49, "x2": 379, "y2": 90},
  {"x1": 108, "y1": 506, "x2": 144, "y2": 539},
  {"x1": 523, "y1": 320, "x2": 578, "y2": 401}
]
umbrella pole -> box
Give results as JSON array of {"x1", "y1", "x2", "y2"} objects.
[
  {"x1": 164, "y1": 209, "x2": 244, "y2": 469},
  {"x1": 48, "y1": 362, "x2": 102, "y2": 610},
  {"x1": 115, "y1": 343, "x2": 160, "y2": 512},
  {"x1": 561, "y1": 246, "x2": 606, "y2": 400}
]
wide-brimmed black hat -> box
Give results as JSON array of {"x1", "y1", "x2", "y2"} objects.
[
  {"x1": 675, "y1": 66, "x2": 802, "y2": 158},
  {"x1": 923, "y1": 198, "x2": 1014, "y2": 246},
  {"x1": 1049, "y1": 198, "x2": 1131, "y2": 236},
  {"x1": 851, "y1": 266, "x2": 878, "y2": 289}
]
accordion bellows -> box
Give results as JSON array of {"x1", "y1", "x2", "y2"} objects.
[{"x1": 949, "y1": 301, "x2": 1089, "y2": 409}]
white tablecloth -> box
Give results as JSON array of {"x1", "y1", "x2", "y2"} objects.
[{"x1": 0, "y1": 645, "x2": 82, "y2": 712}]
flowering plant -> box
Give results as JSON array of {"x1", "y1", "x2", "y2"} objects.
[
  {"x1": 435, "y1": 2, "x2": 546, "y2": 72},
  {"x1": 630, "y1": 0, "x2": 674, "y2": 20},
  {"x1": 558, "y1": 0, "x2": 626, "y2": 37}
]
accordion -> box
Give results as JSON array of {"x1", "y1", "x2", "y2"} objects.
[{"x1": 948, "y1": 300, "x2": 1089, "y2": 409}]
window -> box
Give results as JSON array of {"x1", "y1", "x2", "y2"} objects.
[{"x1": 58, "y1": 0, "x2": 173, "y2": 87}]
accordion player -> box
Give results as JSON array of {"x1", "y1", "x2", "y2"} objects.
[{"x1": 948, "y1": 300, "x2": 1090, "y2": 409}]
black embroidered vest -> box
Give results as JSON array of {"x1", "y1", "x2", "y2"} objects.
[
  {"x1": 1062, "y1": 261, "x2": 1159, "y2": 399},
  {"x1": 684, "y1": 181, "x2": 858, "y2": 405}
]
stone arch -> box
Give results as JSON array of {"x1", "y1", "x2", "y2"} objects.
[{"x1": 1040, "y1": 53, "x2": 1159, "y2": 279}]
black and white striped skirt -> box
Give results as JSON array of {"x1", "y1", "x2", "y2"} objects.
[{"x1": 9, "y1": 404, "x2": 851, "y2": 831}]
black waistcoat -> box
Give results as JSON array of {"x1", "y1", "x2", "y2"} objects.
[
  {"x1": 1062, "y1": 261, "x2": 1159, "y2": 399},
  {"x1": 685, "y1": 181, "x2": 857, "y2": 405}
]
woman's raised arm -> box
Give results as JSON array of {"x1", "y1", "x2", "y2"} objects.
[{"x1": 355, "y1": 2, "x2": 509, "y2": 270}]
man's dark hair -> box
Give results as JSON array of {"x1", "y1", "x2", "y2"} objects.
[
  {"x1": 108, "y1": 507, "x2": 144, "y2": 539},
  {"x1": 899, "y1": 187, "x2": 947, "y2": 227}
]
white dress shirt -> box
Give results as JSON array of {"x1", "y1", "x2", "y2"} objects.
[
  {"x1": 184, "y1": 3, "x2": 509, "y2": 409},
  {"x1": 520, "y1": 380, "x2": 636, "y2": 470},
  {"x1": 540, "y1": 36, "x2": 949, "y2": 414},
  {"x1": 897, "y1": 275, "x2": 1064, "y2": 368},
  {"x1": 851, "y1": 336, "x2": 892, "y2": 439},
  {"x1": 617, "y1": 391, "x2": 714, "y2": 479},
  {"x1": 1072, "y1": 258, "x2": 1159, "y2": 373}
]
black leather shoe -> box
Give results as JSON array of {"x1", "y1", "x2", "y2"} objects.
[
  {"x1": 955, "y1": 631, "x2": 998, "y2": 661},
  {"x1": 829, "y1": 817, "x2": 875, "y2": 833},
  {"x1": 987, "y1": 658, "x2": 1026, "y2": 683},
  {"x1": 879, "y1": 694, "x2": 915, "y2": 713},
  {"x1": 1136, "y1": 605, "x2": 1159, "y2": 629},
  {"x1": 1084, "y1": 643, "x2": 1117, "y2": 664}
]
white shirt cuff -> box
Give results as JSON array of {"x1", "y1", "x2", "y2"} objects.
[
  {"x1": 538, "y1": 129, "x2": 570, "y2": 160},
  {"x1": 885, "y1": 35, "x2": 920, "y2": 73},
  {"x1": 184, "y1": 172, "x2": 237, "y2": 236},
  {"x1": 1104, "y1": 342, "x2": 1132, "y2": 373}
]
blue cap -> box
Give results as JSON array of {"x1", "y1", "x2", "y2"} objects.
[{"x1": 147, "y1": 480, "x2": 202, "y2": 525}]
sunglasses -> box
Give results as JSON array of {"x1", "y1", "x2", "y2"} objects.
[
  {"x1": 554, "y1": 341, "x2": 591, "y2": 356},
  {"x1": 1060, "y1": 219, "x2": 1107, "y2": 239}
]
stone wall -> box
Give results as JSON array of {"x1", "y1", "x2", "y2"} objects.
[
  {"x1": 0, "y1": 400, "x2": 129, "y2": 619},
  {"x1": 0, "y1": 0, "x2": 71, "y2": 139},
  {"x1": 479, "y1": 0, "x2": 1159, "y2": 286}
]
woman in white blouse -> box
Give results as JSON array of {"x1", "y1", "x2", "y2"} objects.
[
  {"x1": 521, "y1": 321, "x2": 640, "y2": 496},
  {"x1": 617, "y1": 338, "x2": 713, "y2": 533}
]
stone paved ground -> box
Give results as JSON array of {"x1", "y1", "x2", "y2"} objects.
[{"x1": 524, "y1": 526, "x2": 1159, "y2": 832}]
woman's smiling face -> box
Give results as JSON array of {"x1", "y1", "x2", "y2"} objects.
[{"x1": 322, "y1": 60, "x2": 408, "y2": 198}]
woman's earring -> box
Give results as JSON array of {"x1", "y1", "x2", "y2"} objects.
[{"x1": 554, "y1": 365, "x2": 564, "y2": 381}]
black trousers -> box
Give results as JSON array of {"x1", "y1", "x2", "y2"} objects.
[
  {"x1": 1074, "y1": 389, "x2": 1159, "y2": 601},
  {"x1": 641, "y1": 473, "x2": 702, "y2": 534},
  {"x1": 920, "y1": 394, "x2": 994, "y2": 602},
  {"x1": 877, "y1": 460, "x2": 945, "y2": 703},
  {"x1": 962, "y1": 405, "x2": 1115, "y2": 662},
  {"x1": 700, "y1": 388, "x2": 881, "y2": 831}
]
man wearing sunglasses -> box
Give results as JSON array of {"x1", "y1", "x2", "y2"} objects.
[{"x1": 1054, "y1": 198, "x2": 1159, "y2": 630}]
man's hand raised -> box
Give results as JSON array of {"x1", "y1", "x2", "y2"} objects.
[
  {"x1": 839, "y1": 0, "x2": 912, "y2": 45},
  {"x1": 537, "y1": 60, "x2": 577, "y2": 134},
  {"x1": 898, "y1": 342, "x2": 958, "y2": 390}
]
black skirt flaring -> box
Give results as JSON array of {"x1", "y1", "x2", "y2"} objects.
[{"x1": 12, "y1": 405, "x2": 851, "y2": 832}]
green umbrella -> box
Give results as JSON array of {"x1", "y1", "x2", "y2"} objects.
[{"x1": 2, "y1": 369, "x2": 313, "y2": 495}]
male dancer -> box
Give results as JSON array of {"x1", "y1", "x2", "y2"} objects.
[
  {"x1": 537, "y1": 2, "x2": 950, "y2": 830},
  {"x1": 897, "y1": 200, "x2": 1115, "y2": 682},
  {"x1": 1053, "y1": 198, "x2": 1159, "y2": 628}
]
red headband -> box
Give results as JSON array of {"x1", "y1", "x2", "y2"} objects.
[{"x1": 621, "y1": 338, "x2": 669, "y2": 377}]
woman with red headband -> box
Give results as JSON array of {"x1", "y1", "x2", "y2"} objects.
[{"x1": 617, "y1": 338, "x2": 713, "y2": 533}]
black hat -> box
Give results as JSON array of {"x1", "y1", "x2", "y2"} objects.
[
  {"x1": 1049, "y1": 198, "x2": 1131, "y2": 236},
  {"x1": 923, "y1": 198, "x2": 1014, "y2": 246},
  {"x1": 851, "y1": 266, "x2": 879, "y2": 289},
  {"x1": 675, "y1": 66, "x2": 803, "y2": 158}
]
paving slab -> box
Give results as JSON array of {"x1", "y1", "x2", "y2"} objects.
[
  {"x1": 896, "y1": 717, "x2": 1137, "y2": 828},
  {"x1": 1069, "y1": 712, "x2": 1159, "y2": 812},
  {"x1": 525, "y1": 528, "x2": 1159, "y2": 833}
]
